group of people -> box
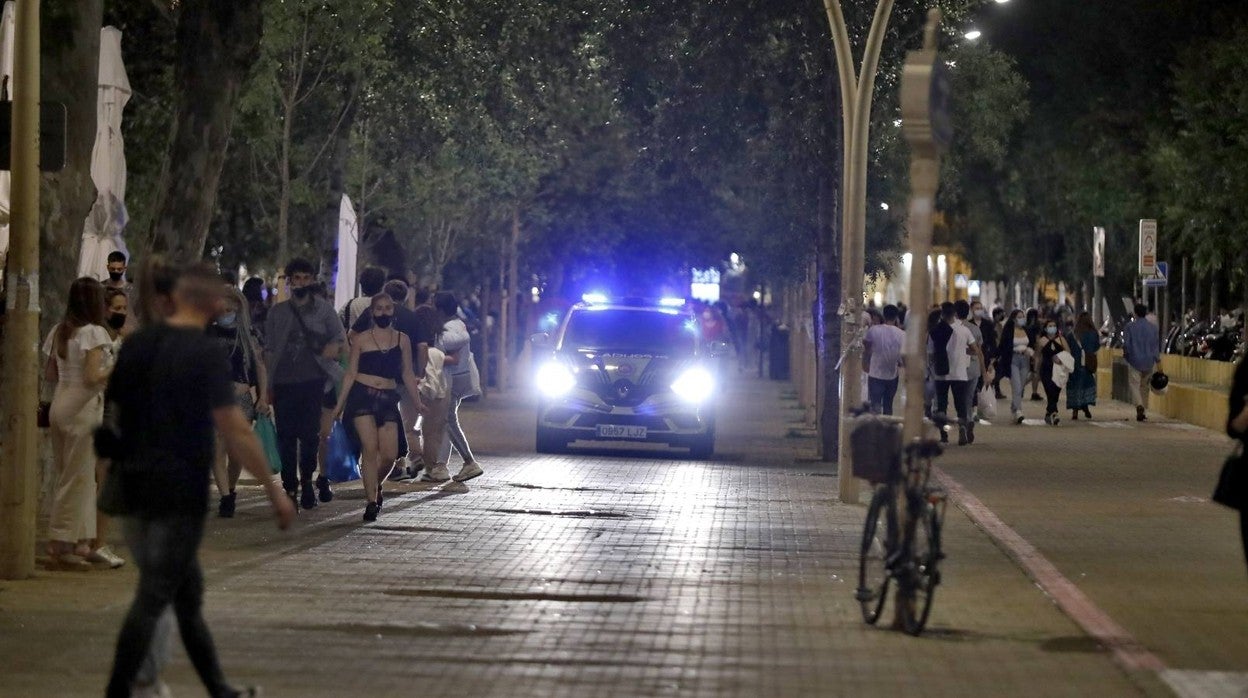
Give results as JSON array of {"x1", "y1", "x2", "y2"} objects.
[
  {"x1": 37, "y1": 251, "x2": 485, "y2": 696},
  {"x1": 861, "y1": 296, "x2": 1163, "y2": 439}
]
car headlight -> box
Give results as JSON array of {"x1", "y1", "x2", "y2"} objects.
[
  {"x1": 536, "y1": 362, "x2": 576, "y2": 398},
  {"x1": 671, "y1": 367, "x2": 714, "y2": 404}
]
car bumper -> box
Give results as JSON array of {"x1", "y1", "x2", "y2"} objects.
[{"x1": 537, "y1": 392, "x2": 715, "y2": 446}]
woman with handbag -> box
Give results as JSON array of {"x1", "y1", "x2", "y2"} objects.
[
  {"x1": 209, "y1": 288, "x2": 272, "y2": 517},
  {"x1": 332, "y1": 292, "x2": 424, "y2": 522},
  {"x1": 1035, "y1": 317, "x2": 1069, "y2": 426},
  {"x1": 42, "y1": 278, "x2": 114, "y2": 570},
  {"x1": 1066, "y1": 312, "x2": 1100, "y2": 421}
]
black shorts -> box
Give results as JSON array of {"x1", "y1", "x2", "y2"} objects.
[{"x1": 343, "y1": 383, "x2": 401, "y2": 427}]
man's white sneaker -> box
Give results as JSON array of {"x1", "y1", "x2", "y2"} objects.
[
  {"x1": 86, "y1": 545, "x2": 126, "y2": 569},
  {"x1": 130, "y1": 680, "x2": 173, "y2": 698},
  {"x1": 419, "y1": 464, "x2": 451, "y2": 482},
  {"x1": 452, "y1": 462, "x2": 484, "y2": 482}
]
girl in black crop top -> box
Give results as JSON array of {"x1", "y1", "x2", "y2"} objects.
[{"x1": 333, "y1": 293, "x2": 424, "y2": 522}]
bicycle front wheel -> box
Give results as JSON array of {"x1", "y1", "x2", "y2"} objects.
[
  {"x1": 857, "y1": 487, "x2": 895, "y2": 625},
  {"x1": 901, "y1": 502, "x2": 943, "y2": 636}
]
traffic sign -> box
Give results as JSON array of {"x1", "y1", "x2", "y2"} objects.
[
  {"x1": 1143, "y1": 260, "x2": 1168, "y2": 288},
  {"x1": 1138, "y1": 219, "x2": 1157, "y2": 275}
]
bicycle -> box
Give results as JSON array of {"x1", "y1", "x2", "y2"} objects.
[{"x1": 850, "y1": 409, "x2": 949, "y2": 636}]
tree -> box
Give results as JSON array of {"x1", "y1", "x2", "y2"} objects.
[{"x1": 146, "y1": 0, "x2": 263, "y2": 263}]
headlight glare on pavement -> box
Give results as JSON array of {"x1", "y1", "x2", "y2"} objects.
[
  {"x1": 671, "y1": 367, "x2": 714, "y2": 404},
  {"x1": 536, "y1": 362, "x2": 577, "y2": 398}
]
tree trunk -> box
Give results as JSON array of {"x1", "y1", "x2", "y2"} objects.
[
  {"x1": 38, "y1": 0, "x2": 103, "y2": 332},
  {"x1": 819, "y1": 52, "x2": 843, "y2": 465},
  {"x1": 317, "y1": 81, "x2": 359, "y2": 285},
  {"x1": 148, "y1": 0, "x2": 263, "y2": 263}
]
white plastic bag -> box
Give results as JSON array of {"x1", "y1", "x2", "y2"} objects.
[{"x1": 978, "y1": 384, "x2": 997, "y2": 420}]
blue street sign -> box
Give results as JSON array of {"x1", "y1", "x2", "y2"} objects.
[{"x1": 1143, "y1": 260, "x2": 1168, "y2": 288}]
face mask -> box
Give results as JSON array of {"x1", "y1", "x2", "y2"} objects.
[
  {"x1": 217, "y1": 312, "x2": 238, "y2": 329},
  {"x1": 107, "y1": 312, "x2": 126, "y2": 330},
  {"x1": 1045, "y1": 326, "x2": 1057, "y2": 336},
  {"x1": 292, "y1": 286, "x2": 310, "y2": 300},
  {"x1": 373, "y1": 314, "x2": 394, "y2": 329},
  {"x1": 108, "y1": 271, "x2": 124, "y2": 282}
]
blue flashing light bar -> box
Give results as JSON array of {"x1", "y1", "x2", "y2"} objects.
[
  {"x1": 658, "y1": 297, "x2": 685, "y2": 307},
  {"x1": 582, "y1": 292, "x2": 609, "y2": 304}
]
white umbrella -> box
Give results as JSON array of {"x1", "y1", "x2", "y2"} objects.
[
  {"x1": 334, "y1": 193, "x2": 359, "y2": 311},
  {"x1": 0, "y1": 1, "x2": 16, "y2": 266},
  {"x1": 76, "y1": 26, "x2": 131, "y2": 281}
]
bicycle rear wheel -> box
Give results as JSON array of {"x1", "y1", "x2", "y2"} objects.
[
  {"x1": 900, "y1": 502, "x2": 943, "y2": 636},
  {"x1": 856, "y1": 487, "x2": 895, "y2": 625}
]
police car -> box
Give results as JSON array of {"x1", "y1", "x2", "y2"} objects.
[{"x1": 532, "y1": 295, "x2": 717, "y2": 458}]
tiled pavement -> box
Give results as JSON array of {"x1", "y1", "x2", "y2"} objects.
[{"x1": 0, "y1": 374, "x2": 1241, "y2": 697}]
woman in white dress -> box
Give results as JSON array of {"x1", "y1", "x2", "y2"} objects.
[{"x1": 43, "y1": 277, "x2": 114, "y2": 570}]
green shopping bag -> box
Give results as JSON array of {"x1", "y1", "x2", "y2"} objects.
[{"x1": 254, "y1": 414, "x2": 283, "y2": 474}]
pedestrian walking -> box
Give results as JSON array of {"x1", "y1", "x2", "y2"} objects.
[
  {"x1": 1123, "y1": 303, "x2": 1161, "y2": 422},
  {"x1": 1225, "y1": 323, "x2": 1248, "y2": 576},
  {"x1": 351, "y1": 279, "x2": 432, "y2": 480},
  {"x1": 265, "y1": 258, "x2": 346, "y2": 510},
  {"x1": 1036, "y1": 317, "x2": 1070, "y2": 425},
  {"x1": 956, "y1": 300, "x2": 992, "y2": 433},
  {"x1": 434, "y1": 292, "x2": 485, "y2": 482},
  {"x1": 210, "y1": 288, "x2": 271, "y2": 517},
  {"x1": 930, "y1": 303, "x2": 982, "y2": 445},
  {"x1": 1025, "y1": 308, "x2": 1043, "y2": 402},
  {"x1": 100, "y1": 264, "x2": 294, "y2": 698},
  {"x1": 999, "y1": 309, "x2": 1036, "y2": 425},
  {"x1": 1066, "y1": 312, "x2": 1099, "y2": 421},
  {"x1": 991, "y1": 307, "x2": 1008, "y2": 399},
  {"x1": 42, "y1": 278, "x2": 113, "y2": 570},
  {"x1": 335, "y1": 292, "x2": 424, "y2": 521},
  {"x1": 862, "y1": 304, "x2": 905, "y2": 415},
  {"x1": 87, "y1": 288, "x2": 134, "y2": 571}
]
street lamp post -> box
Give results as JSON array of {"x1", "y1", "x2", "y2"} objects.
[
  {"x1": 0, "y1": 0, "x2": 42, "y2": 580},
  {"x1": 822, "y1": 0, "x2": 896, "y2": 505}
]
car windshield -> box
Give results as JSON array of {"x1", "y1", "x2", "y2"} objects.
[{"x1": 562, "y1": 309, "x2": 698, "y2": 354}]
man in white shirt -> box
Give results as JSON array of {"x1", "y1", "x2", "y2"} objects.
[
  {"x1": 862, "y1": 304, "x2": 906, "y2": 415},
  {"x1": 933, "y1": 303, "x2": 985, "y2": 445}
]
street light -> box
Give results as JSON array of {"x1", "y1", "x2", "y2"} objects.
[{"x1": 964, "y1": 29, "x2": 982, "y2": 40}]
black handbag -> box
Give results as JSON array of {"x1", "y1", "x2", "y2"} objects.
[{"x1": 1212, "y1": 444, "x2": 1246, "y2": 511}]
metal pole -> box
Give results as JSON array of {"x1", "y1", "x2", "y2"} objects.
[
  {"x1": 0, "y1": 0, "x2": 42, "y2": 580},
  {"x1": 1181, "y1": 257, "x2": 1188, "y2": 322},
  {"x1": 822, "y1": 0, "x2": 895, "y2": 506}
]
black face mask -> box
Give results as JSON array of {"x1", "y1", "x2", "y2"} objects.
[
  {"x1": 292, "y1": 286, "x2": 311, "y2": 300},
  {"x1": 108, "y1": 271, "x2": 124, "y2": 282},
  {"x1": 107, "y1": 312, "x2": 127, "y2": 330},
  {"x1": 373, "y1": 314, "x2": 394, "y2": 329}
]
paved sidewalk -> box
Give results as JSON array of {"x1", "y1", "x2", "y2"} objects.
[{"x1": 0, "y1": 376, "x2": 1189, "y2": 697}]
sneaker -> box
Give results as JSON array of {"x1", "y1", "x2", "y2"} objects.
[
  {"x1": 1013, "y1": 411, "x2": 1025, "y2": 425},
  {"x1": 218, "y1": 492, "x2": 237, "y2": 518},
  {"x1": 957, "y1": 426, "x2": 968, "y2": 446},
  {"x1": 300, "y1": 482, "x2": 317, "y2": 510},
  {"x1": 1136, "y1": 406, "x2": 1147, "y2": 422},
  {"x1": 389, "y1": 457, "x2": 413, "y2": 481},
  {"x1": 86, "y1": 545, "x2": 126, "y2": 569},
  {"x1": 130, "y1": 680, "x2": 173, "y2": 698},
  {"x1": 316, "y1": 476, "x2": 334, "y2": 503},
  {"x1": 419, "y1": 464, "x2": 451, "y2": 482},
  {"x1": 221, "y1": 686, "x2": 263, "y2": 698},
  {"x1": 453, "y1": 461, "x2": 484, "y2": 482},
  {"x1": 46, "y1": 552, "x2": 92, "y2": 572},
  {"x1": 363, "y1": 502, "x2": 380, "y2": 522}
]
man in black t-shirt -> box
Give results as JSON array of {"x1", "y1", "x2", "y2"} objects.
[{"x1": 103, "y1": 265, "x2": 293, "y2": 698}]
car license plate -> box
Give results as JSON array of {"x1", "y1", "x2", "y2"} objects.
[{"x1": 597, "y1": 424, "x2": 647, "y2": 439}]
